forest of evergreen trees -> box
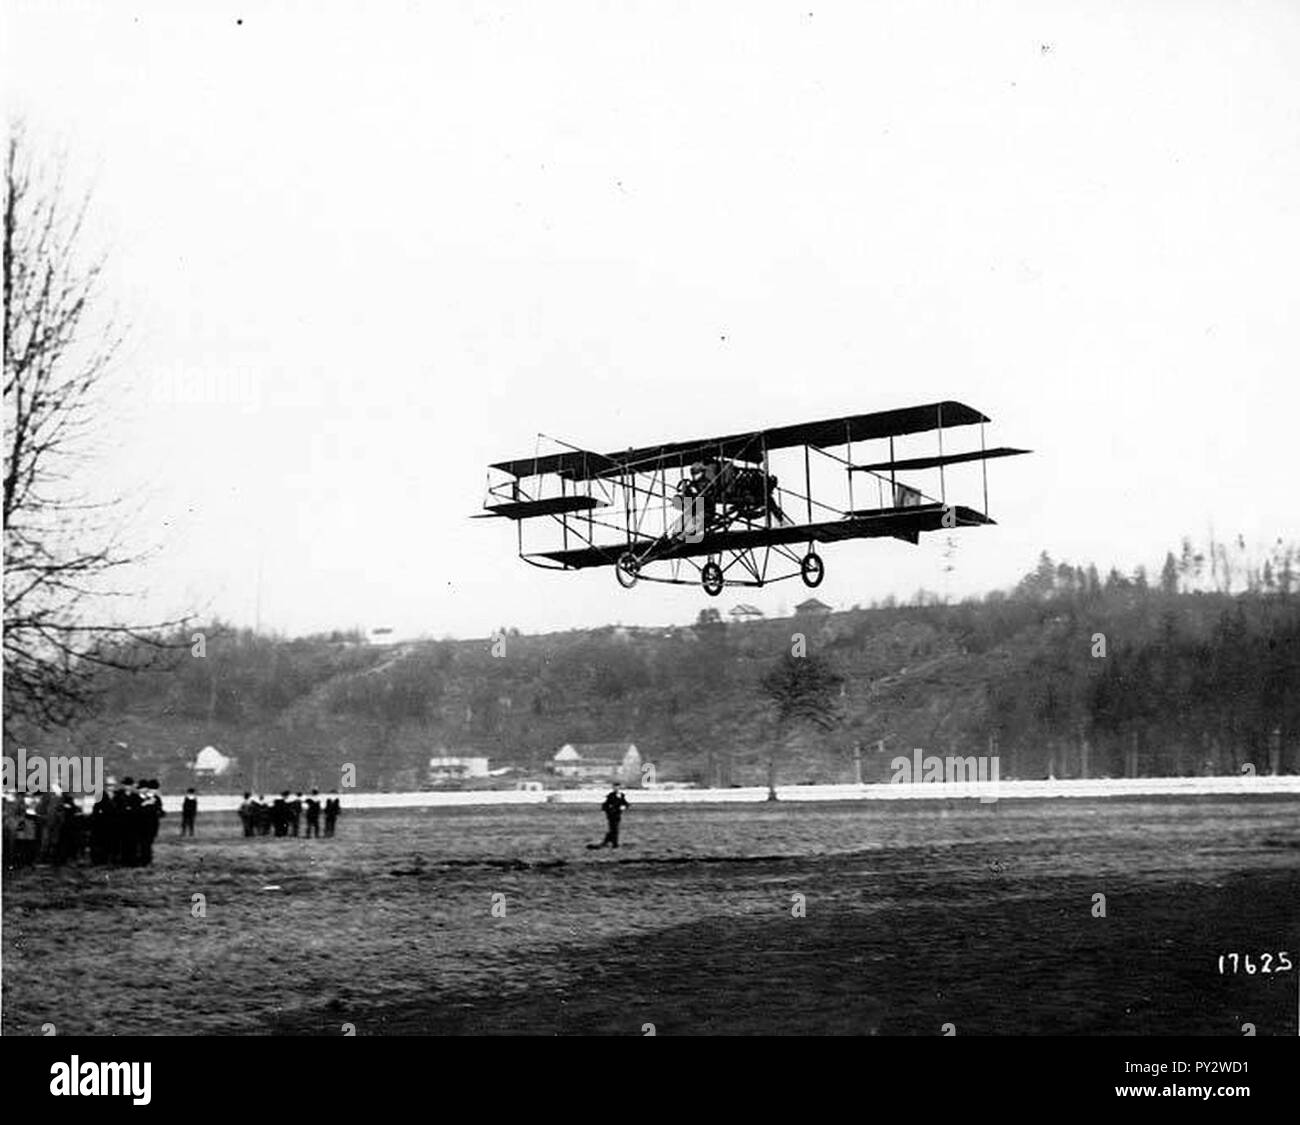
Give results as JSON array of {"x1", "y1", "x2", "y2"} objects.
[
  {"x1": 984, "y1": 541, "x2": 1299, "y2": 780},
  {"x1": 14, "y1": 536, "x2": 1298, "y2": 791}
]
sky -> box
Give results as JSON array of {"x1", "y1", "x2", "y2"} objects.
[{"x1": 4, "y1": 1, "x2": 1298, "y2": 640}]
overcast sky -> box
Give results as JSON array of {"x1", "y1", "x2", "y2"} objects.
[{"x1": 4, "y1": 1, "x2": 1298, "y2": 639}]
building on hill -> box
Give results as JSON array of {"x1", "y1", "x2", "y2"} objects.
[
  {"x1": 729, "y1": 603, "x2": 764, "y2": 621},
  {"x1": 551, "y1": 743, "x2": 642, "y2": 787},
  {"x1": 795, "y1": 597, "x2": 833, "y2": 616},
  {"x1": 427, "y1": 756, "x2": 490, "y2": 783},
  {"x1": 192, "y1": 745, "x2": 233, "y2": 777}
]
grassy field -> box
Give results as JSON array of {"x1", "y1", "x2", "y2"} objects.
[{"x1": 4, "y1": 797, "x2": 1298, "y2": 1035}]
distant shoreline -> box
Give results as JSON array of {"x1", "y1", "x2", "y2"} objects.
[{"x1": 156, "y1": 775, "x2": 1300, "y2": 813}]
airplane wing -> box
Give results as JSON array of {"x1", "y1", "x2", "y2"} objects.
[
  {"x1": 532, "y1": 504, "x2": 992, "y2": 568},
  {"x1": 490, "y1": 400, "x2": 991, "y2": 481}
]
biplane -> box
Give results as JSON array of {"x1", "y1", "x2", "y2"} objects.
[{"x1": 477, "y1": 401, "x2": 1028, "y2": 596}]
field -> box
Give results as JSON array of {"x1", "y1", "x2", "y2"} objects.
[{"x1": 4, "y1": 797, "x2": 1299, "y2": 1036}]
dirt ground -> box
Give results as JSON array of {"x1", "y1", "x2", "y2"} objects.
[{"x1": 4, "y1": 797, "x2": 1298, "y2": 1035}]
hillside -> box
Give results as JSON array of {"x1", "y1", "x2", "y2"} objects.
[{"x1": 15, "y1": 544, "x2": 1300, "y2": 793}]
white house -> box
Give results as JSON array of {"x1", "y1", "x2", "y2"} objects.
[
  {"x1": 427, "y1": 756, "x2": 490, "y2": 782},
  {"x1": 193, "y1": 745, "x2": 233, "y2": 777},
  {"x1": 551, "y1": 743, "x2": 642, "y2": 786}
]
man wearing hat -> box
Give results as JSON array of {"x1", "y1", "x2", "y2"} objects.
[
  {"x1": 598, "y1": 784, "x2": 630, "y2": 848},
  {"x1": 91, "y1": 777, "x2": 118, "y2": 864},
  {"x1": 137, "y1": 780, "x2": 164, "y2": 865},
  {"x1": 114, "y1": 777, "x2": 141, "y2": 866},
  {"x1": 304, "y1": 789, "x2": 322, "y2": 838},
  {"x1": 273, "y1": 791, "x2": 290, "y2": 836},
  {"x1": 323, "y1": 791, "x2": 341, "y2": 837}
]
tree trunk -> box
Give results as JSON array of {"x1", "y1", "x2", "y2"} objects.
[{"x1": 767, "y1": 719, "x2": 784, "y2": 800}]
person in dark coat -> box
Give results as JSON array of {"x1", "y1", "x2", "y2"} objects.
[
  {"x1": 599, "y1": 784, "x2": 630, "y2": 848},
  {"x1": 290, "y1": 792, "x2": 303, "y2": 837},
  {"x1": 181, "y1": 789, "x2": 198, "y2": 836},
  {"x1": 256, "y1": 795, "x2": 272, "y2": 836},
  {"x1": 238, "y1": 793, "x2": 254, "y2": 837},
  {"x1": 90, "y1": 780, "x2": 118, "y2": 864},
  {"x1": 114, "y1": 778, "x2": 141, "y2": 866},
  {"x1": 137, "y1": 779, "x2": 164, "y2": 866},
  {"x1": 304, "y1": 789, "x2": 321, "y2": 838},
  {"x1": 323, "y1": 791, "x2": 341, "y2": 837},
  {"x1": 273, "y1": 791, "x2": 290, "y2": 837}
]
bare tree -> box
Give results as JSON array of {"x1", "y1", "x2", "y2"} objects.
[{"x1": 3, "y1": 125, "x2": 182, "y2": 737}]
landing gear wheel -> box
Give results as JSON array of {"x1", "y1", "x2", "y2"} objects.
[
  {"x1": 701, "y1": 561, "x2": 724, "y2": 597},
  {"x1": 615, "y1": 552, "x2": 640, "y2": 589},
  {"x1": 800, "y1": 551, "x2": 824, "y2": 588}
]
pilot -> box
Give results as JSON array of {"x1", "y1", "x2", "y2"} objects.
[
  {"x1": 676, "y1": 463, "x2": 709, "y2": 533},
  {"x1": 689, "y1": 459, "x2": 738, "y2": 514}
]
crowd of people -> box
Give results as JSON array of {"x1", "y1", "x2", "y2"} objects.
[
  {"x1": 4, "y1": 780, "x2": 345, "y2": 870},
  {"x1": 2, "y1": 777, "x2": 168, "y2": 869},
  {"x1": 238, "y1": 790, "x2": 341, "y2": 838}
]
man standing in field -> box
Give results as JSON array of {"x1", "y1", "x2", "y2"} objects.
[
  {"x1": 181, "y1": 789, "x2": 198, "y2": 836},
  {"x1": 91, "y1": 780, "x2": 118, "y2": 863},
  {"x1": 137, "y1": 780, "x2": 164, "y2": 865},
  {"x1": 599, "y1": 784, "x2": 629, "y2": 848},
  {"x1": 273, "y1": 791, "x2": 290, "y2": 836},
  {"x1": 115, "y1": 777, "x2": 141, "y2": 866},
  {"x1": 304, "y1": 789, "x2": 321, "y2": 838}
]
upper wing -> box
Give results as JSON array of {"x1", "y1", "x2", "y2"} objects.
[
  {"x1": 490, "y1": 400, "x2": 990, "y2": 481},
  {"x1": 759, "y1": 400, "x2": 988, "y2": 452}
]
